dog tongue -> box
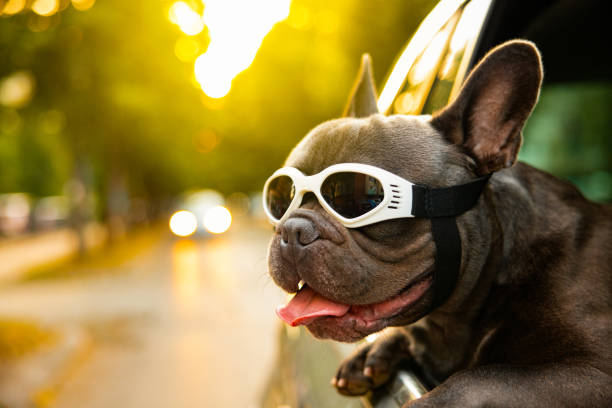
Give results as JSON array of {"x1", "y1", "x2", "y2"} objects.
[{"x1": 276, "y1": 286, "x2": 350, "y2": 326}]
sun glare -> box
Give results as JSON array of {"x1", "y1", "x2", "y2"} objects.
[
  {"x1": 169, "y1": 0, "x2": 291, "y2": 99},
  {"x1": 169, "y1": 2, "x2": 205, "y2": 36}
]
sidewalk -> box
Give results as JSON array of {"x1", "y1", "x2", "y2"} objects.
[{"x1": 0, "y1": 224, "x2": 107, "y2": 284}]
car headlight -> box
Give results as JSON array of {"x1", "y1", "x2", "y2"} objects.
[
  {"x1": 203, "y1": 205, "x2": 232, "y2": 234},
  {"x1": 169, "y1": 210, "x2": 198, "y2": 237}
]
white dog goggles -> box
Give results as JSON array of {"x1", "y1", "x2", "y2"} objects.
[{"x1": 263, "y1": 163, "x2": 490, "y2": 227}]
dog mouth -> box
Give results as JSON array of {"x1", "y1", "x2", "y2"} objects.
[{"x1": 276, "y1": 272, "x2": 433, "y2": 329}]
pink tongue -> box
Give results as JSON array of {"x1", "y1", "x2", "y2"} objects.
[{"x1": 276, "y1": 286, "x2": 350, "y2": 326}]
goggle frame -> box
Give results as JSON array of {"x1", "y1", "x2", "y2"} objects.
[{"x1": 263, "y1": 163, "x2": 416, "y2": 228}]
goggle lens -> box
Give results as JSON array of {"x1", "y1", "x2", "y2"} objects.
[
  {"x1": 266, "y1": 175, "x2": 295, "y2": 220},
  {"x1": 321, "y1": 172, "x2": 384, "y2": 219}
]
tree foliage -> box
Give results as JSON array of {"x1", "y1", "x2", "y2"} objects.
[{"x1": 0, "y1": 0, "x2": 436, "y2": 217}]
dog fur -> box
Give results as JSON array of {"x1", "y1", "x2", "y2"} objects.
[{"x1": 267, "y1": 40, "x2": 612, "y2": 407}]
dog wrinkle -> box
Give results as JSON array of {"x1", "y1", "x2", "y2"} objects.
[
  {"x1": 295, "y1": 242, "x2": 373, "y2": 303},
  {"x1": 306, "y1": 239, "x2": 407, "y2": 305},
  {"x1": 351, "y1": 225, "x2": 433, "y2": 264}
]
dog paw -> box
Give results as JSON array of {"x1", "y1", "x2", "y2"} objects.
[{"x1": 333, "y1": 331, "x2": 412, "y2": 396}]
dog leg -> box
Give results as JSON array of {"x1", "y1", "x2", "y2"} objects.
[
  {"x1": 404, "y1": 363, "x2": 612, "y2": 407},
  {"x1": 333, "y1": 329, "x2": 412, "y2": 396}
]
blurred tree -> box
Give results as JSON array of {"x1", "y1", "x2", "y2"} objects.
[
  {"x1": 521, "y1": 83, "x2": 612, "y2": 202},
  {"x1": 1, "y1": 0, "x2": 437, "y2": 218}
]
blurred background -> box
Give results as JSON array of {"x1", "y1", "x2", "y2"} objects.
[{"x1": 0, "y1": 0, "x2": 609, "y2": 407}]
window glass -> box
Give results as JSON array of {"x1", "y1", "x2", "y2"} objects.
[
  {"x1": 389, "y1": 0, "x2": 492, "y2": 115},
  {"x1": 422, "y1": 0, "x2": 492, "y2": 114},
  {"x1": 392, "y1": 10, "x2": 461, "y2": 114}
]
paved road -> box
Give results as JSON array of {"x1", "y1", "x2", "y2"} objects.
[{"x1": 0, "y1": 219, "x2": 285, "y2": 408}]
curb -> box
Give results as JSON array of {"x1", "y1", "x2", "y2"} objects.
[{"x1": 0, "y1": 325, "x2": 92, "y2": 408}]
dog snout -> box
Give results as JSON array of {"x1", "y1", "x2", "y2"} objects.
[{"x1": 281, "y1": 217, "x2": 320, "y2": 246}]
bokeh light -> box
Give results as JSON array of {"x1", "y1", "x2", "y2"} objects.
[
  {"x1": 174, "y1": 36, "x2": 202, "y2": 62},
  {"x1": 2, "y1": 0, "x2": 26, "y2": 15},
  {"x1": 203, "y1": 205, "x2": 232, "y2": 234},
  {"x1": 168, "y1": 1, "x2": 204, "y2": 36},
  {"x1": 0, "y1": 109, "x2": 22, "y2": 134},
  {"x1": 192, "y1": 129, "x2": 220, "y2": 153},
  {"x1": 169, "y1": 210, "x2": 198, "y2": 237},
  {"x1": 71, "y1": 0, "x2": 96, "y2": 11},
  {"x1": 0, "y1": 71, "x2": 35, "y2": 108},
  {"x1": 31, "y1": 0, "x2": 59, "y2": 16},
  {"x1": 191, "y1": 0, "x2": 291, "y2": 98}
]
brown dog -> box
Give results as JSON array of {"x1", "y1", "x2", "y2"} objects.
[{"x1": 266, "y1": 40, "x2": 612, "y2": 406}]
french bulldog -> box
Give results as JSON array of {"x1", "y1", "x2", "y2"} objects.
[{"x1": 266, "y1": 40, "x2": 612, "y2": 407}]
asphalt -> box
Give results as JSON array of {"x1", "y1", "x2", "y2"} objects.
[{"x1": 0, "y1": 219, "x2": 286, "y2": 408}]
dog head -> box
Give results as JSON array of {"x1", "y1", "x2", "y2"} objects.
[{"x1": 267, "y1": 40, "x2": 543, "y2": 342}]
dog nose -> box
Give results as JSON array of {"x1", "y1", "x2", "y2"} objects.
[{"x1": 281, "y1": 217, "x2": 320, "y2": 246}]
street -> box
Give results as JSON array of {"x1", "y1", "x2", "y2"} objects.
[{"x1": 0, "y1": 218, "x2": 285, "y2": 408}]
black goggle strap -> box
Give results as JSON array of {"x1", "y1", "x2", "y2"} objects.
[{"x1": 411, "y1": 175, "x2": 491, "y2": 310}]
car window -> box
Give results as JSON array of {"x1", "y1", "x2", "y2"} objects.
[
  {"x1": 384, "y1": 0, "x2": 493, "y2": 115},
  {"x1": 392, "y1": 11, "x2": 460, "y2": 114},
  {"x1": 377, "y1": 0, "x2": 469, "y2": 115},
  {"x1": 422, "y1": 0, "x2": 492, "y2": 114}
]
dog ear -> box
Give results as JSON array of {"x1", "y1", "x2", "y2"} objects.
[
  {"x1": 343, "y1": 54, "x2": 380, "y2": 118},
  {"x1": 431, "y1": 40, "x2": 543, "y2": 174}
]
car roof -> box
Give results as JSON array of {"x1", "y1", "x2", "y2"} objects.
[{"x1": 474, "y1": 0, "x2": 611, "y2": 84}]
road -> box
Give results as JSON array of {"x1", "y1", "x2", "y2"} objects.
[{"x1": 0, "y1": 218, "x2": 286, "y2": 408}]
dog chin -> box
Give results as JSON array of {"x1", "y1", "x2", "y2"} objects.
[{"x1": 304, "y1": 315, "x2": 389, "y2": 342}]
